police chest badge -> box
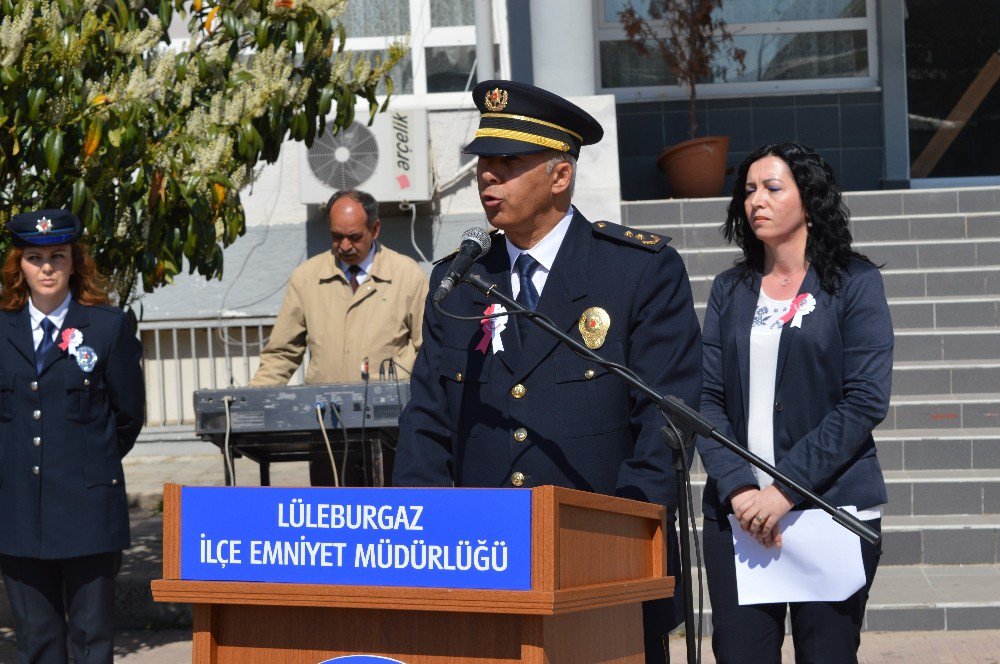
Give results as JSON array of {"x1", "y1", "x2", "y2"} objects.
[
  {"x1": 73, "y1": 346, "x2": 99, "y2": 372},
  {"x1": 578, "y1": 307, "x2": 610, "y2": 349}
]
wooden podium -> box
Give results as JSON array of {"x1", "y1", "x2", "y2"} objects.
[{"x1": 152, "y1": 484, "x2": 674, "y2": 663}]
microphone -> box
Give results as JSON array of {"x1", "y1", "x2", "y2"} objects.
[{"x1": 432, "y1": 227, "x2": 492, "y2": 302}]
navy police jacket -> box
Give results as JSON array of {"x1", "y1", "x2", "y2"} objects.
[
  {"x1": 697, "y1": 260, "x2": 892, "y2": 520},
  {"x1": 393, "y1": 211, "x2": 702, "y2": 510},
  {"x1": 0, "y1": 301, "x2": 144, "y2": 558}
]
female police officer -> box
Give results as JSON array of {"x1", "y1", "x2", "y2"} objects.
[{"x1": 0, "y1": 209, "x2": 144, "y2": 663}]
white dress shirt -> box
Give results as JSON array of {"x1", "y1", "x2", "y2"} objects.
[
  {"x1": 505, "y1": 207, "x2": 575, "y2": 301},
  {"x1": 28, "y1": 292, "x2": 72, "y2": 350}
]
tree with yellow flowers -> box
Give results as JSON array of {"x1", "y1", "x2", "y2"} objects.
[{"x1": 0, "y1": 0, "x2": 404, "y2": 305}]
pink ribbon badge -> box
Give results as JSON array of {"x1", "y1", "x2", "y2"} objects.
[
  {"x1": 476, "y1": 305, "x2": 496, "y2": 354},
  {"x1": 778, "y1": 293, "x2": 816, "y2": 328},
  {"x1": 58, "y1": 328, "x2": 83, "y2": 353}
]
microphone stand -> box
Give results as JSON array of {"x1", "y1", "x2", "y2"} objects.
[{"x1": 457, "y1": 272, "x2": 881, "y2": 664}]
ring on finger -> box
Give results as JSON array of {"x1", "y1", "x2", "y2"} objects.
[{"x1": 754, "y1": 514, "x2": 766, "y2": 524}]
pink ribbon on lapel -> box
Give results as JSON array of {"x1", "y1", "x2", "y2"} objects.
[
  {"x1": 476, "y1": 304, "x2": 496, "y2": 354},
  {"x1": 779, "y1": 293, "x2": 810, "y2": 325},
  {"x1": 57, "y1": 328, "x2": 76, "y2": 351}
]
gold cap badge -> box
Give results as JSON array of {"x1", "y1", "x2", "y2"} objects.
[
  {"x1": 579, "y1": 307, "x2": 611, "y2": 350},
  {"x1": 484, "y1": 87, "x2": 509, "y2": 112}
]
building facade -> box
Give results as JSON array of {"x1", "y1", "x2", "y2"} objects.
[{"x1": 141, "y1": 0, "x2": 1000, "y2": 430}]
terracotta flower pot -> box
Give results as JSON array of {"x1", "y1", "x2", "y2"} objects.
[{"x1": 656, "y1": 136, "x2": 731, "y2": 198}]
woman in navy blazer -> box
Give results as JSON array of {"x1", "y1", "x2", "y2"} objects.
[
  {"x1": 697, "y1": 143, "x2": 893, "y2": 663},
  {"x1": 0, "y1": 209, "x2": 144, "y2": 664}
]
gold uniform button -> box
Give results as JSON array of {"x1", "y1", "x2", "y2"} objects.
[
  {"x1": 584, "y1": 369, "x2": 596, "y2": 380},
  {"x1": 30, "y1": 381, "x2": 38, "y2": 391},
  {"x1": 511, "y1": 384, "x2": 526, "y2": 399},
  {"x1": 32, "y1": 410, "x2": 41, "y2": 420},
  {"x1": 112, "y1": 478, "x2": 119, "y2": 486},
  {"x1": 32, "y1": 437, "x2": 41, "y2": 447},
  {"x1": 455, "y1": 372, "x2": 464, "y2": 382},
  {"x1": 511, "y1": 472, "x2": 525, "y2": 487},
  {"x1": 32, "y1": 466, "x2": 40, "y2": 476},
  {"x1": 513, "y1": 428, "x2": 528, "y2": 442},
  {"x1": 83, "y1": 379, "x2": 91, "y2": 387}
]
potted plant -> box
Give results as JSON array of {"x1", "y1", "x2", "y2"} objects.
[{"x1": 620, "y1": 0, "x2": 746, "y2": 198}]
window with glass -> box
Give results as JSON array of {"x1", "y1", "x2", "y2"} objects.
[
  {"x1": 339, "y1": 0, "x2": 502, "y2": 100},
  {"x1": 597, "y1": 0, "x2": 877, "y2": 98}
]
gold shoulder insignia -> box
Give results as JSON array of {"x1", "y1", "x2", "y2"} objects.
[{"x1": 591, "y1": 221, "x2": 670, "y2": 252}]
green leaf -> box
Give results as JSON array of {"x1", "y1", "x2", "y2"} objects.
[
  {"x1": 71, "y1": 179, "x2": 88, "y2": 213},
  {"x1": 43, "y1": 130, "x2": 64, "y2": 175},
  {"x1": 27, "y1": 88, "x2": 48, "y2": 122}
]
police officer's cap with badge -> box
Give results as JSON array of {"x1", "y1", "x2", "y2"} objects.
[
  {"x1": 7, "y1": 208, "x2": 82, "y2": 246},
  {"x1": 462, "y1": 80, "x2": 670, "y2": 254},
  {"x1": 463, "y1": 79, "x2": 603, "y2": 159}
]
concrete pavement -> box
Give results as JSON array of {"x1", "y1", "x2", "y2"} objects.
[{"x1": 1, "y1": 628, "x2": 996, "y2": 662}]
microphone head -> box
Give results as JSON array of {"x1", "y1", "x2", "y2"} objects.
[{"x1": 461, "y1": 227, "x2": 492, "y2": 254}]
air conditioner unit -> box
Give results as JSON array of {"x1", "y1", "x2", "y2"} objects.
[{"x1": 299, "y1": 107, "x2": 433, "y2": 204}]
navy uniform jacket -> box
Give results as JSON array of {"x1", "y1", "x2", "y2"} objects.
[
  {"x1": 393, "y1": 210, "x2": 702, "y2": 518},
  {"x1": 0, "y1": 301, "x2": 145, "y2": 559},
  {"x1": 697, "y1": 260, "x2": 892, "y2": 520}
]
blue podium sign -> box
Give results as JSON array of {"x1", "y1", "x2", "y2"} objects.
[{"x1": 179, "y1": 487, "x2": 532, "y2": 590}]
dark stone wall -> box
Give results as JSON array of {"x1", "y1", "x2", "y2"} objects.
[{"x1": 617, "y1": 91, "x2": 885, "y2": 200}]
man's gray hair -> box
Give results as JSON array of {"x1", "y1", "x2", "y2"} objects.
[{"x1": 545, "y1": 152, "x2": 577, "y2": 199}]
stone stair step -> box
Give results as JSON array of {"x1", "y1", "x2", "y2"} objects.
[
  {"x1": 894, "y1": 328, "x2": 1000, "y2": 361},
  {"x1": 620, "y1": 186, "x2": 1000, "y2": 227},
  {"x1": 882, "y1": 469, "x2": 1000, "y2": 517},
  {"x1": 679, "y1": 561, "x2": 1000, "y2": 634},
  {"x1": 683, "y1": 468, "x2": 1000, "y2": 518},
  {"x1": 883, "y1": 295, "x2": 1000, "y2": 330},
  {"x1": 640, "y1": 211, "x2": 1000, "y2": 250},
  {"x1": 880, "y1": 514, "x2": 1000, "y2": 565},
  {"x1": 675, "y1": 238, "x2": 1000, "y2": 279},
  {"x1": 874, "y1": 428, "x2": 1000, "y2": 472},
  {"x1": 864, "y1": 564, "x2": 1000, "y2": 631},
  {"x1": 692, "y1": 294, "x2": 1000, "y2": 329},
  {"x1": 686, "y1": 266, "x2": 1000, "y2": 302},
  {"x1": 880, "y1": 393, "x2": 1000, "y2": 431},
  {"x1": 891, "y1": 360, "x2": 1000, "y2": 396}
]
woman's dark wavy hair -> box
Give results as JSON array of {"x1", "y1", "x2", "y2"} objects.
[{"x1": 723, "y1": 141, "x2": 873, "y2": 294}]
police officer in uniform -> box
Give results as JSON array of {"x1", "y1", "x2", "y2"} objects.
[
  {"x1": 393, "y1": 80, "x2": 702, "y2": 662},
  {"x1": 0, "y1": 210, "x2": 145, "y2": 663}
]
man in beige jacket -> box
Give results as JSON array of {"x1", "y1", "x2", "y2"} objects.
[{"x1": 251, "y1": 189, "x2": 429, "y2": 483}]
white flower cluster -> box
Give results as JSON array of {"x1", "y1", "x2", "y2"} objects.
[
  {"x1": 0, "y1": 5, "x2": 35, "y2": 68},
  {"x1": 218, "y1": 46, "x2": 307, "y2": 125},
  {"x1": 116, "y1": 16, "x2": 164, "y2": 56}
]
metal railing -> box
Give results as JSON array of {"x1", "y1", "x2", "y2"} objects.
[{"x1": 138, "y1": 317, "x2": 304, "y2": 437}]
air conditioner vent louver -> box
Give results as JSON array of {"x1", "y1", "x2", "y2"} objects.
[
  {"x1": 299, "y1": 107, "x2": 432, "y2": 203},
  {"x1": 307, "y1": 124, "x2": 380, "y2": 190}
]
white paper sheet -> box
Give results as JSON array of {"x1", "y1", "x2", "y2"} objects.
[{"x1": 728, "y1": 507, "x2": 866, "y2": 605}]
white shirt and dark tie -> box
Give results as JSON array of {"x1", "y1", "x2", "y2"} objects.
[
  {"x1": 28, "y1": 293, "x2": 71, "y2": 373},
  {"x1": 504, "y1": 208, "x2": 574, "y2": 341},
  {"x1": 339, "y1": 242, "x2": 377, "y2": 294}
]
